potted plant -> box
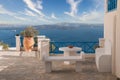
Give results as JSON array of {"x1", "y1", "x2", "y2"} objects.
[{"x1": 20, "y1": 26, "x2": 38, "y2": 52}]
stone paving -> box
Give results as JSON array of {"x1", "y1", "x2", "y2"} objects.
[{"x1": 0, "y1": 53, "x2": 116, "y2": 80}]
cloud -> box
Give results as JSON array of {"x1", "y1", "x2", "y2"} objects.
[
  {"x1": 23, "y1": 0, "x2": 45, "y2": 17},
  {"x1": 0, "y1": 5, "x2": 29, "y2": 21},
  {"x1": 64, "y1": 0, "x2": 82, "y2": 17},
  {"x1": 0, "y1": 5, "x2": 14, "y2": 16},
  {"x1": 14, "y1": 16, "x2": 27, "y2": 21},
  {"x1": 64, "y1": 0, "x2": 104, "y2": 23},
  {"x1": 25, "y1": 9, "x2": 36, "y2": 16},
  {"x1": 79, "y1": 10, "x2": 103, "y2": 23},
  {"x1": 51, "y1": 13, "x2": 57, "y2": 19},
  {"x1": 93, "y1": 0, "x2": 104, "y2": 10},
  {"x1": 77, "y1": 0, "x2": 104, "y2": 23},
  {"x1": 36, "y1": 0, "x2": 43, "y2": 10},
  {"x1": 0, "y1": 0, "x2": 104, "y2": 24},
  {"x1": 0, "y1": 4, "x2": 54, "y2": 24}
]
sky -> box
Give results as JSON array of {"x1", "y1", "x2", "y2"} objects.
[{"x1": 0, "y1": 0, "x2": 104, "y2": 25}]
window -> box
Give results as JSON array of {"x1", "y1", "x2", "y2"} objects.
[{"x1": 108, "y1": 0, "x2": 117, "y2": 12}]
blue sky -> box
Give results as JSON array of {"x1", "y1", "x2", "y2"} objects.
[{"x1": 0, "y1": 0, "x2": 104, "y2": 25}]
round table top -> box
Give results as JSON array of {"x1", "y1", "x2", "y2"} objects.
[{"x1": 59, "y1": 47, "x2": 82, "y2": 52}]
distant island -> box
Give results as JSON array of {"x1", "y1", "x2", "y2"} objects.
[{"x1": 0, "y1": 23, "x2": 103, "y2": 30}]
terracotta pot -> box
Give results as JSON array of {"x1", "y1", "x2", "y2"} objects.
[
  {"x1": 23, "y1": 37, "x2": 35, "y2": 52},
  {"x1": 68, "y1": 45, "x2": 74, "y2": 48}
]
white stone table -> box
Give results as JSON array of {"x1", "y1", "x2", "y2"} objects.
[{"x1": 59, "y1": 47, "x2": 82, "y2": 64}]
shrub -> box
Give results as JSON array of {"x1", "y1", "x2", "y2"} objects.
[{"x1": 20, "y1": 26, "x2": 38, "y2": 37}]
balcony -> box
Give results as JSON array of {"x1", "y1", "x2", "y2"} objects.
[{"x1": 0, "y1": 36, "x2": 116, "y2": 80}]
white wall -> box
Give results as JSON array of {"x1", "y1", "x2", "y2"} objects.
[
  {"x1": 104, "y1": 0, "x2": 120, "y2": 77},
  {"x1": 116, "y1": 13, "x2": 120, "y2": 78},
  {"x1": 115, "y1": 0, "x2": 120, "y2": 78},
  {"x1": 104, "y1": 10, "x2": 117, "y2": 74},
  {"x1": 104, "y1": 11, "x2": 117, "y2": 41}
]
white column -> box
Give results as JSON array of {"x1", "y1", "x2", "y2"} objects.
[
  {"x1": 37, "y1": 35, "x2": 46, "y2": 51},
  {"x1": 15, "y1": 35, "x2": 20, "y2": 51},
  {"x1": 37, "y1": 36, "x2": 50, "y2": 60},
  {"x1": 40, "y1": 39, "x2": 50, "y2": 60}
]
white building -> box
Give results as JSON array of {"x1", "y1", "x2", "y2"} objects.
[{"x1": 104, "y1": 0, "x2": 120, "y2": 79}]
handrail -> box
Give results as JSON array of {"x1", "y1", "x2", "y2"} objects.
[{"x1": 50, "y1": 41, "x2": 99, "y2": 54}]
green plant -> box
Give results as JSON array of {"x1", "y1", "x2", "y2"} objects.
[
  {"x1": 20, "y1": 26, "x2": 39, "y2": 37},
  {"x1": 94, "y1": 44, "x2": 100, "y2": 50},
  {"x1": 51, "y1": 44, "x2": 55, "y2": 52},
  {"x1": 2, "y1": 43, "x2": 9, "y2": 50},
  {"x1": 34, "y1": 37, "x2": 38, "y2": 47},
  {"x1": 0, "y1": 42, "x2": 4, "y2": 47},
  {"x1": 0, "y1": 42, "x2": 2, "y2": 46},
  {"x1": 0, "y1": 42, "x2": 9, "y2": 50}
]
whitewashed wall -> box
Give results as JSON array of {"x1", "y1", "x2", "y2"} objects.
[
  {"x1": 104, "y1": 0, "x2": 120, "y2": 78},
  {"x1": 104, "y1": 10, "x2": 117, "y2": 74},
  {"x1": 115, "y1": 0, "x2": 120, "y2": 78}
]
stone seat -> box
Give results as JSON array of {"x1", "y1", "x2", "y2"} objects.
[{"x1": 44, "y1": 52, "x2": 85, "y2": 73}]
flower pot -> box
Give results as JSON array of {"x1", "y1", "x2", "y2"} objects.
[{"x1": 23, "y1": 37, "x2": 35, "y2": 52}]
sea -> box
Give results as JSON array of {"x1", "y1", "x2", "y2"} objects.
[{"x1": 0, "y1": 24, "x2": 103, "y2": 47}]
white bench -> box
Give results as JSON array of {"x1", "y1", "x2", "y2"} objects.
[
  {"x1": 38, "y1": 39, "x2": 85, "y2": 72},
  {"x1": 44, "y1": 52, "x2": 85, "y2": 72},
  {"x1": 95, "y1": 39, "x2": 112, "y2": 72}
]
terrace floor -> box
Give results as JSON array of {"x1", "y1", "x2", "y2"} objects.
[{"x1": 0, "y1": 52, "x2": 116, "y2": 80}]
